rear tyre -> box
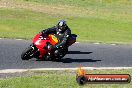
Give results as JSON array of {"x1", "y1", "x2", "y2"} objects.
[
  {"x1": 54, "y1": 48, "x2": 68, "y2": 62},
  {"x1": 21, "y1": 46, "x2": 34, "y2": 60}
]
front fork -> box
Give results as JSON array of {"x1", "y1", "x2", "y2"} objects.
[{"x1": 30, "y1": 44, "x2": 40, "y2": 58}]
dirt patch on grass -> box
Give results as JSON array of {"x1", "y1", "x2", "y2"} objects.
[
  {"x1": 0, "y1": 0, "x2": 131, "y2": 21},
  {"x1": 0, "y1": 70, "x2": 75, "y2": 79},
  {"x1": 0, "y1": 0, "x2": 97, "y2": 17}
]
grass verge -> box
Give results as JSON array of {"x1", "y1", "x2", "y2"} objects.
[
  {"x1": 0, "y1": 0, "x2": 132, "y2": 44},
  {"x1": 0, "y1": 69, "x2": 132, "y2": 88}
]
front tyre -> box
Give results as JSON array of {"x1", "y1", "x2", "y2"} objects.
[{"x1": 21, "y1": 46, "x2": 34, "y2": 60}]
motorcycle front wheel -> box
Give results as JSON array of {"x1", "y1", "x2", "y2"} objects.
[{"x1": 21, "y1": 46, "x2": 35, "y2": 60}]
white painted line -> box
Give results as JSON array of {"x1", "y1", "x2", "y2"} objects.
[
  {"x1": 0, "y1": 69, "x2": 28, "y2": 73},
  {"x1": 0, "y1": 38, "x2": 23, "y2": 40},
  {"x1": 75, "y1": 42, "x2": 80, "y2": 43},
  {"x1": 111, "y1": 44, "x2": 116, "y2": 45},
  {"x1": 30, "y1": 67, "x2": 132, "y2": 71},
  {"x1": 83, "y1": 67, "x2": 132, "y2": 70},
  {"x1": 30, "y1": 68, "x2": 78, "y2": 71},
  {"x1": 93, "y1": 43, "x2": 100, "y2": 44},
  {"x1": 0, "y1": 67, "x2": 132, "y2": 73},
  {"x1": 16, "y1": 39, "x2": 23, "y2": 40}
]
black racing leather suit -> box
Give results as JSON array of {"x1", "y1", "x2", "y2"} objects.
[
  {"x1": 41, "y1": 26, "x2": 71, "y2": 59},
  {"x1": 41, "y1": 26, "x2": 71, "y2": 49}
]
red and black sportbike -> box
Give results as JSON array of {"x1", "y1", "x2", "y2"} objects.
[{"x1": 21, "y1": 33, "x2": 77, "y2": 61}]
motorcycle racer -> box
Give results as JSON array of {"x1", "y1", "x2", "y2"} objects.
[{"x1": 41, "y1": 20, "x2": 71, "y2": 60}]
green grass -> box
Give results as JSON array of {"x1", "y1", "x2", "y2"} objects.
[
  {"x1": 0, "y1": 8, "x2": 58, "y2": 39},
  {"x1": 25, "y1": 0, "x2": 132, "y2": 7},
  {"x1": 0, "y1": 69, "x2": 132, "y2": 88},
  {"x1": 0, "y1": 0, "x2": 132, "y2": 44}
]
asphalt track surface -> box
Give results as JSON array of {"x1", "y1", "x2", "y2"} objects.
[{"x1": 0, "y1": 39, "x2": 132, "y2": 70}]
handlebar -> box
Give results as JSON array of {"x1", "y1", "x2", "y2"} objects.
[{"x1": 39, "y1": 36, "x2": 47, "y2": 40}]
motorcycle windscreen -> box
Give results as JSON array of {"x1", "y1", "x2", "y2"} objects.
[
  {"x1": 34, "y1": 39, "x2": 47, "y2": 48},
  {"x1": 32, "y1": 33, "x2": 41, "y2": 43},
  {"x1": 33, "y1": 33, "x2": 48, "y2": 48}
]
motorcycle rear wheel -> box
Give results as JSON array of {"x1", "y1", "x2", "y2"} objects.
[
  {"x1": 53, "y1": 48, "x2": 68, "y2": 62},
  {"x1": 21, "y1": 46, "x2": 34, "y2": 60}
]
